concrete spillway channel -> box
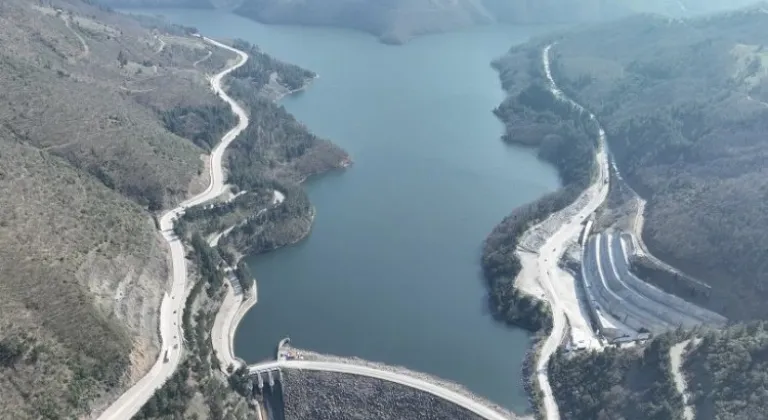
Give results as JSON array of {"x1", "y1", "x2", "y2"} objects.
[
  {"x1": 581, "y1": 232, "x2": 726, "y2": 337},
  {"x1": 599, "y1": 233, "x2": 686, "y2": 330},
  {"x1": 584, "y1": 235, "x2": 665, "y2": 334},
  {"x1": 611, "y1": 233, "x2": 726, "y2": 326}
]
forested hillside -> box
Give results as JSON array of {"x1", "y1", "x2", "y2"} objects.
[
  {"x1": 492, "y1": 5, "x2": 768, "y2": 322},
  {"x1": 548, "y1": 322, "x2": 768, "y2": 420},
  {"x1": 173, "y1": 39, "x2": 348, "y2": 262},
  {"x1": 684, "y1": 323, "x2": 768, "y2": 420},
  {"x1": 0, "y1": 0, "x2": 244, "y2": 417},
  {"x1": 485, "y1": 5, "x2": 768, "y2": 420},
  {"x1": 549, "y1": 334, "x2": 685, "y2": 420}
]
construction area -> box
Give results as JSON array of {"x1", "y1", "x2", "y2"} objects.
[
  {"x1": 577, "y1": 228, "x2": 727, "y2": 346},
  {"x1": 514, "y1": 155, "x2": 728, "y2": 352}
]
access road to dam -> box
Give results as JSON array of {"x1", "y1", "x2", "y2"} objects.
[{"x1": 98, "y1": 37, "x2": 250, "y2": 420}]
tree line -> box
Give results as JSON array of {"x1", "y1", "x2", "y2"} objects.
[
  {"x1": 231, "y1": 39, "x2": 316, "y2": 92},
  {"x1": 549, "y1": 332, "x2": 686, "y2": 420},
  {"x1": 161, "y1": 104, "x2": 236, "y2": 152}
]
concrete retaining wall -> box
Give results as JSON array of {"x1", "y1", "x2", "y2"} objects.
[
  {"x1": 582, "y1": 236, "x2": 665, "y2": 335},
  {"x1": 614, "y1": 235, "x2": 726, "y2": 326}
]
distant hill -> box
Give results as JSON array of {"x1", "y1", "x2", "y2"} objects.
[
  {"x1": 100, "y1": 0, "x2": 213, "y2": 8},
  {"x1": 234, "y1": 0, "x2": 495, "y2": 44},
  {"x1": 99, "y1": 0, "x2": 761, "y2": 43}
]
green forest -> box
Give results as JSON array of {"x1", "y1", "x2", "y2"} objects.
[
  {"x1": 161, "y1": 104, "x2": 236, "y2": 151},
  {"x1": 164, "y1": 39, "x2": 347, "y2": 262},
  {"x1": 550, "y1": 335, "x2": 685, "y2": 420},
  {"x1": 550, "y1": 322, "x2": 768, "y2": 420},
  {"x1": 213, "y1": 40, "x2": 346, "y2": 259},
  {"x1": 536, "y1": 8, "x2": 768, "y2": 321},
  {"x1": 231, "y1": 39, "x2": 316, "y2": 92},
  {"x1": 685, "y1": 323, "x2": 768, "y2": 420}
]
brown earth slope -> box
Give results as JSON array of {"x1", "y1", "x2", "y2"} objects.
[{"x1": 0, "y1": 0, "x2": 237, "y2": 418}]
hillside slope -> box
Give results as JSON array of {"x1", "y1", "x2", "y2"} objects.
[
  {"x1": 549, "y1": 334, "x2": 686, "y2": 420},
  {"x1": 0, "y1": 0, "x2": 238, "y2": 417},
  {"x1": 493, "y1": 5, "x2": 768, "y2": 321},
  {"x1": 234, "y1": 0, "x2": 494, "y2": 44}
]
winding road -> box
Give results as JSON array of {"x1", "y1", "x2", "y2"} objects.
[
  {"x1": 97, "y1": 37, "x2": 249, "y2": 420},
  {"x1": 209, "y1": 190, "x2": 286, "y2": 372},
  {"x1": 211, "y1": 282, "x2": 256, "y2": 372},
  {"x1": 531, "y1": 43, "x2": 612, "y2": 420},
  {"x1": 248, "y1": 361, "x2": 514, "y2": 420}
]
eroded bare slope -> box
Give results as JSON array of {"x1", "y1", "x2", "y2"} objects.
[{"x1": 0, "y1": 0, "x2": 236, "y2": 417}]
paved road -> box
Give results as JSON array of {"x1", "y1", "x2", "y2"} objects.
[
  {"x1": 533, "y1": 43, "x2": 612, "y2": 420},
  {"x1": 211, "y1": 279, "x2": 244, "y2": 371},
  {"x1": 97, "y1": 37, "x2": 249, "y2": 420},
  {"x1": 210, "y1": 192, "x2": 286, "y2": 372},
  {"x1": 248, "y1": 361, "x2": 515, "y2": 420}
]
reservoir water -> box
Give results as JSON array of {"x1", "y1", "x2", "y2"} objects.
[{"x1": 136, "y1": 9, "x2": 560, "y2": 413}]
